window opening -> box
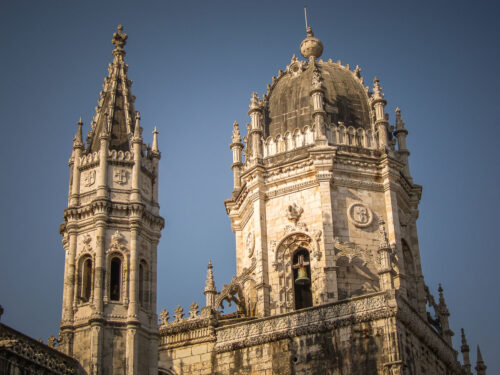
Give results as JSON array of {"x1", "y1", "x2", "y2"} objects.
[
  {"x1": 110, "y1": 257, "x2": 121, "y2": 301},
  {"x1": 82, "y1": 258, "x2": 92, "y2": 302}
]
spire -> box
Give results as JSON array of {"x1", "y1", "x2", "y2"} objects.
[
  {"x1": 87, "y1": 25, "x2": 137, "y2": 153},
  {"x1": 475, "y1": 346, "x2": 487, "y2": 375},
  {"x1": 152, "y1": 126, "x2": 159, "y2": 153},
  {"x1": 133, "y1": 112, "x2": 142, "y2": 141},
  {"x1": 73, "y1": 118, "x2": 84, "y2": 149},
  {"x1": 461, "y1": 328, "x2": 471, "y2": 373}
]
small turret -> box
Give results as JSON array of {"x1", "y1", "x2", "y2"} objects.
[
  {"x1": 475, "y1": 346, "x2": 487, "y2": 375},
  {"x1": 247, "y1": 93, "x2": 264, "y2": 160},
  {"x1": 204, "y1": 260, "x2": 217, "y2": 309},
  {"x1": 73, "y1": 118, "x2": 84, "y2": 150},
  {"x1": 230, "y1": 122, "x2": 243, "y2": 190},
  {"x1": 394, "y1": 108, "x2": 412, "y2": 181},
  {"x1": 461, "y1": 328, "x2": 472, "y2": 374},
  {"x1": 372, "y1": 77, "x2": 389, "y2": 149},
  {"x1": 310, "y1": 64, "x2": 327, "y2": 143},
  {"x1": 437, "y1": 284, "x2": 453, "y2": 345}
]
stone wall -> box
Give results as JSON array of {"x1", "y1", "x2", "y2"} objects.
[{"x1": 158, "y1": 291, "x2": 462, "y2": 375}]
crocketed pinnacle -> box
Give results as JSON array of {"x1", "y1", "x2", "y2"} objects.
[
  {"x1": 204, "y1": 260, "x2": 216, "y2": 293},
  {"x1": 87, "y1": 25, "x2": 137, "y2": 153}
]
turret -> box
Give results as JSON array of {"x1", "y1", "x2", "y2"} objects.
[
  {"x1": 247, "y1": 93, "x2": 263, "y2": 160},
  {"x1": 461, "y1": 328, "x2": 472, "y2": 374},
  {"x1": 230, "y1": 122, "x2": 243, "y2": 190},
  {"x1": 475, "y1": 346, "x2": 487, "y2": 375},
  {"x1": 372, "y1": 77, "x2": 389, "y2": 149},
  {"x1": 394, "y1": 108, "x2": 412, "y2": 180},
  {"x1": 309, "y1": 62, "x2": 327, "y2": 143}
]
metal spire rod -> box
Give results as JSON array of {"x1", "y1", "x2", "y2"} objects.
[{"x1": 304, "y1": 6, "x2": 308, "y2": 30}]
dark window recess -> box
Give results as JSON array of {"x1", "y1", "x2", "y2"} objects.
[
  {"x1": 82, "y1": 258, "x2": 92, "y2": 302},
  {"x1": 292, "y1": 248, "x2": 313, "y2": 310},
  {"x1": 110, "y1": 257, "x2": 121, "y2": 301}
]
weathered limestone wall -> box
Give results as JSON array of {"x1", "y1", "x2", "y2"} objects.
[{"x1": 158, "y1": 292, "x2": 462, "y2": 375}]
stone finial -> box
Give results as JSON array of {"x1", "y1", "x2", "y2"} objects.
[
  {"x1": 373, "y1": 77, "x2": 384, "y2": 99},
  {"x1": 378, "y1": 219, "x2": 390, "y2": 249},
  {"x1": 189, "y1": 302, "x2": 199, "y2": 318},
  {"x1": 395, "y1": 108, "x2": 406, "y2": 131},
  {"x1": 232, "y1": 122, "x2": 242, "y2": 144},
  {"x1": 205, "y1": 260, "x2": 216, "y2": 292},
  {"x1": 174, "y1": 305, "x2": 184, "y2": 322},
  {"x1": 47, "y1": 335, "x2": 57, "y2": 348},
  {"x1": 73, "y1": 118, "x2": 84, "y2": 149},
  {"x1": 159, "y1": 309, "x2": 169, "y2": 325},
  {"x1": 300, "y1": 27, "x2": 323, "y2": 60},
  {"x1": 152, "y1": 126, "x2": 159, "y2": 152},
  {"x1": 250, "y1": 92, "x2": 260, "y2": 110},
  {"x1": 475, "y1": 346, "x2": 487, "y2": 375},
  {"x1": 354, "y1": 65, "x2": 362, "y2": 78},
  {"x1": 133, "y1": 112, "x2": 142, "y2": 140},
  {"x1": 0, "y1": 305, "x2": 3, "y2": 320},
  {"x1": 111, "y1": 25, "x2": 128, "y2": 54},
  {"x1": 461, "y1": 328, "x2": 471, "y2": 373}
]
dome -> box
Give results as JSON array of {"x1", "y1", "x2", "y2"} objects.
[{"x1": 263, "y1": 58, "x2": 372, "y2": 139}]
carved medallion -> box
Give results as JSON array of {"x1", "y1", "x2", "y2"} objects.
[
  {"x1": 246, "y1": 232, "x2": 255, "y2": 258},
  {"x1": 348, "y1": 202, "x2": 373, "y2": 228},
  {"x1": 113, "y1": 169, "x2": 128, "y2": 185},
  {"x1": 285, "y1": 203, "x2": 303, "y2": 223},
  {"x1": 83, "y1": 170, "x2": 96, "y2": 187}
]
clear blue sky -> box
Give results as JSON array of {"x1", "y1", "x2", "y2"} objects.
[{"x1": 1, "y1": 0, "x2": 498, "y2": 372}]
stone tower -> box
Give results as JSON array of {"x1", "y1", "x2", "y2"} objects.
[
  {"x1": 224, "y1": 26, "x2": 429, "y2": 321},
  {"x1": 59, "y1": 26, "x2": 164, "y2": 375}
]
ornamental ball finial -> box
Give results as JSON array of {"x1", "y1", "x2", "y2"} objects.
[{"x1": 300, "y1": 27, "x2": 323, "y2": 60}]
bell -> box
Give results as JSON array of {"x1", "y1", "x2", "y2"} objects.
[{"x1": 295, "y1": 267, "x2": 310, "y2": 285}]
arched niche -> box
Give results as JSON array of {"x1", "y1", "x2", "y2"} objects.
[{"x1": 272, "y1": 232, "x2": 320, "y2": 313}]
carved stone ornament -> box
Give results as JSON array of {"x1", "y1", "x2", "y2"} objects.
[
  {"x1": 285, "y1": 203, "x2": 304, "y2": 223},
  {"x1": 83, "y1": 170, "x2": 96, "y2": 187},
  {"x1": 246, "y1": 232, "x2": 255, "y2": 258},
  {"x1": 81, "y1": 234, "x2": 92, "y2": 252},
  {"x1": 109, "y1": 230, "x2": 127, "y2": 252},
  {"x1": 114, "y1": 169, "x2": 128, "y2": 185},
  {"x1": 348, "y1": 202, "x2": 373, "y2": 228}
]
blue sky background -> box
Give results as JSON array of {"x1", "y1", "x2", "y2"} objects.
[{"x1": 0, "y1": 0, "x2": 498, "y2": 372}]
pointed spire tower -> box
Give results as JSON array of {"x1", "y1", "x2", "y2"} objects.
[
  {"x1": 59, "y1": 26, "x2": 164, "y2": 375},
  {"x1": 461, "y1": 328, "x2": 472, "y2": 374}
]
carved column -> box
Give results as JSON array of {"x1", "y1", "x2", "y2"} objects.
[
  {"x1": 252, "y1": 187, "x2": 270, "y2": 317},
  {"x1": 248, "y1": 93, "x2": 263, "y2": 161},
  {"x1": 130, "y1": 113, "x2": 142, "y2": 203},
  {"x1": 97, "y1": 121, "x2": 109, "y2": 199},
  {"x1": 310, "y1": 65, "x2": 327, "y2": 144},
  {"x1": 377, "y1": 220, "x2": 394, "y2": 291},
  {"x1": 94, "y1": 221, "x2": 106, "y2": 314},
  {"x1": 230, "y1": 122, "x2": 244, "y2": 191},
  {"x1": 128, "y1": 223, "x2": 140, "y2": 320},
  {"x1": 372, "y1": 77, "x2": 389, "y2": 149},
  {"x1": 62, "y1": 225, "x2": 77, "y2": 323}
]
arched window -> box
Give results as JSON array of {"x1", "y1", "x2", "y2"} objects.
[
  {"x1": 110, "y1": 257, "x2": 121, "y2": 301},
  {"x1": 292, "y1": 248, "x2": 313, "y2": 310},
  {"x1": 139, "y1": 260, "x2": 149, "y2": 307},
  {"x1": 81, "y1": 258, "x2": 92, "y2": 302}
]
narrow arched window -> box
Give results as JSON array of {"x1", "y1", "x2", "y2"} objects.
[
  {"x1": 81, "y1": 258, "x2": 92, "y2": 302},
  {"x1": 292, "y1": 248, "x2": 313, "y2": 310},
  {"x1": 110, "y1": 257, "x2": 121, "y2": 301}
]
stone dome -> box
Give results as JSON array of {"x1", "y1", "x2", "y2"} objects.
[{"x1": 264, "y1": 58, "x2": 372, "y2": 139}]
